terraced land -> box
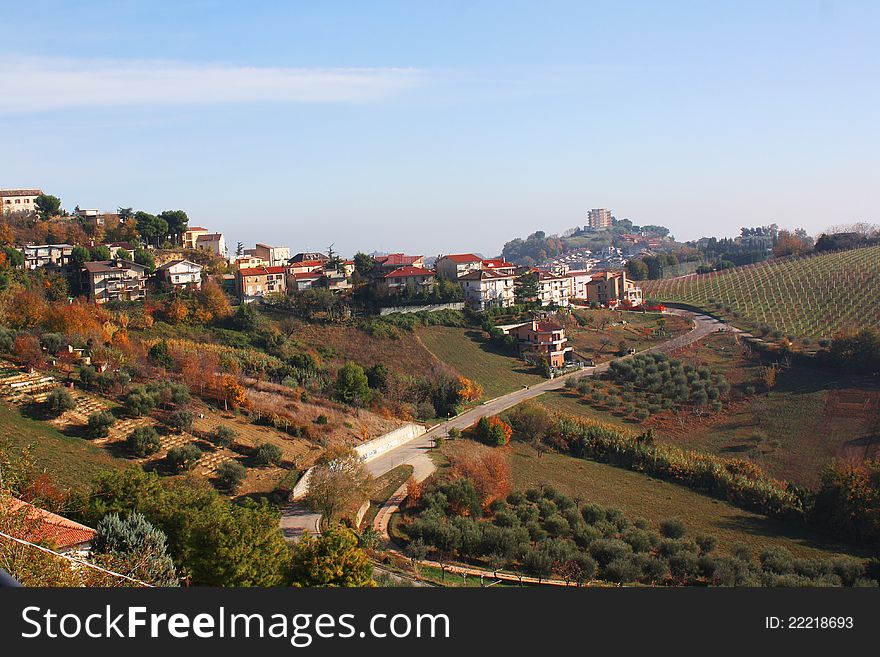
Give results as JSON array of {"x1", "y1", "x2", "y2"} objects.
[{"x1": 642, "y1": 245, "x2": 880, "y2": 338}]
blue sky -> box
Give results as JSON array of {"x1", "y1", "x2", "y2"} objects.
[{"x1": 1, "y1": 1, "x2": 877, "y2": 256}]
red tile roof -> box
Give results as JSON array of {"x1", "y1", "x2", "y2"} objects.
[
  {"x1": 375, "y1": 253, "x2": 423, "y2": 267},
  {"x1": 288, "y1": 259, "x2": 325, "y2": 269},
  {"x1": 481, "y1": 258, "x2": 515, "y2": 269},
  {"x1": 442, "y1": 253, "x2": 482, "y2": 263},
  {"x1": 293, "y1": 271, "x2": 323, "y2": 279},
  {"x1": 384, "y1": 266, "x2": 434, "y2": 278},
  {"x1": 6, "y1": 498, "x2": 96, "y2": 551}
]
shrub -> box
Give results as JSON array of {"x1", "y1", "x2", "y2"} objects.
[
  {"x1": 603, "y1": 556, "x2": 641, "y2": 583},
  {"x1": 45, "y1": 388, "x2": 76, "y2": 416},
  {"x1": 124, "y1": 387, "x2": 156, "y2": 417},
  {"x1": 253, "y1": 442, "x2": 283, "y2": 467},
  {"x1": 315, "y1": 414, "x2": 328, "y2": 425},
  {"x1": 167, "y1": 444, "x2": 202, "y2": 472},
  {"x1": 216, "y1": 460, "x2": 247, "y2": 492},
  {"x1": 86, "y1": 411, "x2": 115, "y2": 438},
  {"x1": 166, "y1": 410, "x2": 194, "y2": 433},
  {"x1": 659, "y1": 517, "x2": 687, "y2": 539},
  {"x1": 475, "y1": 416, "x2": 513, "y2": 446},
  {"x1": 208, "y1": 425, "x2": 237, "y2": 448},
  {"x1": 127, "y1": 426, "x2": 161, "y2": 457}
]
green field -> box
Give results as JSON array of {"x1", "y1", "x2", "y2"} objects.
[
  {"x1": 0, "y1": 401, "x2": 126, "y2": 492},
  {"x1": 642, "y1": 245, "x2": 880, "y2": 338},
  {"x1": 417, "y1": 326, "x2": 544, "y2": 398},
  {"x1": 506, "y1": 440, "x2": 863, "y2": 560}
]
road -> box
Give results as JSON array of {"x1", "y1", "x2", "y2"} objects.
[{"x1": 282, "y1": 309, "x2": 731, "y2": 540}]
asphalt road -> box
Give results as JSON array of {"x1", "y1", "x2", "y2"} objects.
[{"x1": 281, "y1": 309, "x2": 730, "y2": 540}]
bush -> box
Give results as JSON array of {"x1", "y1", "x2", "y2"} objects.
[
  {"x1": 475, "y1": 416, "x2": 513, "y2": 446},
  {"x1": 124, "y1": 387, "x2": 156, "y2": 417},
  {"x1": 208, "y1": 425, "x2": 237, "y2": 448},
  {"x1": 253, "y1": 442, "x2": 283, "y2": 467},
  {"x1": 216, "y1": 460, "x2": 247, "y2": 492},
  {"x1": 127, "y1": 426, "x2": 161, "y2": 457},
  {"x1": 603, "y1": 556, "x2": 641, "y2": 583},
  {"x1": 166, "y1": 410, "x2": 194, "y2": 433},
  {"x1": 315, "y1": 414, "x2": 328, "y2": 425},
  {"x1": 45, "y1": 388, "x2": 76, "y2": 416},
  {"x1": 659, "y1": 517, "x2": 687, "y2": 539},
  {"x1": 167, "y1": 444, "x2": 202, "y2": 472},
  {"x1": 86, "y1": 411, "x2": 115, "y2": 438}
]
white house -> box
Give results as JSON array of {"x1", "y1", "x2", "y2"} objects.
[
  {"x1": 1, "y1": 188, "x2": 41, "y2": 215},
  {"x1": 536, "y1": 269, "x2": 571, "y2": 307},
  {"x1": 157, "y1": 259, "x2": 203, "y2": 290},
  {"x1": 567, "y1": 270, "x2": 593, "y2": 302},
  {"x1": 194, "y1": 232, "x2": 227, "y2": 257},
  {"x1": 82, "y1": 260, "x2": 149, "y2": 304},
  {"x1": 245, "y1": 243, "x2": 291, "y2": 267},
  {"x1": 458, "y1": 269, "x2": 515, "y2": 310},
  {"x1": 436, "y1": 253, "x2": 483, "y2": 280}
]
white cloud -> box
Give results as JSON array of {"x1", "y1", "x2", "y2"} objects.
[{"x1": 0, "y1": 57, "x2": 423, "y2": 112}]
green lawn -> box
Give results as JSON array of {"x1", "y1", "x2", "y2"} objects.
[
  {"x1": 417, "y1": 326, "x2": 544, "y2": 399},
  {"x1": 0, "y1": 401, "x2": 127, "y2": 492},
  {"x1": 507, "y1": 440, "x2": 863, "y2": 561}
]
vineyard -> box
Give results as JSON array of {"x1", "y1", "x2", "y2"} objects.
[{"x1": 641, "y1": 246, "x2": 880, "y2": 339}]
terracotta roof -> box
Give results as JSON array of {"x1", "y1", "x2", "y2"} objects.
[
  {"x1": 458, "y1": 269, "x2": 514, "y2": 281},
  {"x1": 195, "y1": 233, "x2": 223, "y2": 241},
  {"x1": 185, "y1": 226, "x2": 208, "y2": 232},
  {"x1": 238, "y1": 266, "x2": 286, "y2": 277},
  {"x1": 481, "y1": 258, "x2": 515, "y2": 269},
  {"x1": 536, "y1": 321, "x2": 564, "y2": 332},
  {"x1": 441, "y1": 253, "x2": 482, "y2": 263},
  {"x1": 0, "y1": 189, "x2": 42, "y2": 197},
  {"x1": 293, "y1": 271, "x2": 323, "y2": 279},
  {"x1": 384, "y1": 266, "x2": 434, "y2": 278},
  {"x1": 6, "y1": 498, "x2": 95, "y2": 551},
  {"x1": 375, "y1": 253, "x2": 423, "y2": 267}
]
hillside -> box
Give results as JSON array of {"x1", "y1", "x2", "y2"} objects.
[{"x1": 641, "y1": 245, "x2": 880, "y2": 339}]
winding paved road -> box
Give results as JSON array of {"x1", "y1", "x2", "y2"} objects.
[{"x1": 281, "y1": 309, "x2": 732, "y2": 541}]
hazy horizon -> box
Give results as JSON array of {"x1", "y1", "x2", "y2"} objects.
[{"x1": 1, "y1": 1, "x2": 877, "y2": 257}]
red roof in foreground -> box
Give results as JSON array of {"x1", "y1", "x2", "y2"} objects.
[
  {"x1": 442, "y1": 253, "x2": 482, "y2": 263},
  {"x1": 481, "y1": 258, "x2": 515, "y2": 269},
  {"x1": 384, "y1": 266, "x2": 434, "y2": 278},
  {"x1": 6, "y1": 498, "x2": 95, "y2": 551},
  {"x1": 238, "y1": 266, "x2": 286, "y2": 277}
]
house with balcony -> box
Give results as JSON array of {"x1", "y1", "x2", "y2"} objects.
[
  {"x1": 458, "y1": 269, "x2": 515, "y2": 310},
  {"x1": 244, "y1": 243, "x2": 291, "y2": 267},
  {"x1": 380, "y1": 266, "x2": 435, "y2": 293},
  {"x1": 157, "y1": 259, "x2": 203, "y2": 290},
  {"x1": 234, "y1": 265, "x2": 287, "y2": 301},
  {"x1": 182, "y1": 226, "x2": 210, "y2": 250},
  {"x1": 83, "y1": 260, "x2": 149, "y2": 304},
  {"x1": 535, "y1": 269, "x2": 571, "y2": 307},
  {"x1": 20, "y1": 244, "x2": 74, "y2": 270},
  {"x1": 436, "y1": 253, "x2": 483, "y2": 280},
  {"x1": 506, "y1": 320, "x2": 573, "y2": 369},
  {"x1": 585, "y1": 271, "x2": 643, "y2": 308}
]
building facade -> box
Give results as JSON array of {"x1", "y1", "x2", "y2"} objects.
[
  {"x1": 157, "y1": 259, "x2": 203, "y2": 289},
  {"x1": 20, "y1": 244, "x2": 74, "y2": 270},
  {"x1": 1, "y1": 188, "x2": 42, "y2": 215},
  {"x1": 381, "y1": 266, "x2": 435, "y2": 293},
  {"x1": 507, "y1": 320, "x2": 573, "y2": 369},
  {"x1": 194, "y1": 232, "x2": 227, "y2": 257},
  {"x1": 436, "y1": 253, "x2": 483, "y2": 280},
  {"x1": 458, "y1": 269, "x2": 515, "y2": 310},
  {"x1": 83, "y1": 260, "x2": 149, "y2": 304},
  {"x1": 245, "y1": 243, "x2": 291, "y2": 267},
  {"x1": 182, "y1": 226, "x2": 210, "y2": 249},
  {"x1": 235, "y1": 265, "x2": 287, "y2": 300},
  {"x1": 587, "y1": 208, "x2": 613, "y2": 230},
  {"x1": 585, "y1": 271, "x2": 643, "y2": 307}
]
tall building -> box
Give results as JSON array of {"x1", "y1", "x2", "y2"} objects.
[{"x1": 587, "y1": 208, "x2": 613, "y2": 230}]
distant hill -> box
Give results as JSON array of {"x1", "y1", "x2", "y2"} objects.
[{"x1": 642, "y1": 245, "x2": 880, "y2": 339}]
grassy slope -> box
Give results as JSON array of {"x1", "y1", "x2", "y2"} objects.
[
  {"x1": 0, "y1": 401, "x2": 126, "y2": 492},
  {"x1": 416, "y1": 326, "x2": 544, "y2": 398},
  {"x1": 641, "y1": 245, "x2": 880, "y2": 338},
  {"x1": 531, "y1": 332, "x2": 880, "y2": 487},
  {"x1": 506, "y1": 440, "x2": 862, "y2": 560}
]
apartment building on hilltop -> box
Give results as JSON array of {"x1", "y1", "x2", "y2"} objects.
[
  {"x1": 459, "y1": 269, "x2": 515, "y2": 310},
  {"x1": 1, "y1": 188, "x2": 42, "y2": 215},
  {"x1": 506, "y1": 320, "x2": 573, "y2": 369}
]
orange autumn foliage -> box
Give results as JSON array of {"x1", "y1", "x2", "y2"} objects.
[
  {"x1": 448, "y1": 444, "x2": 512, "y2": 507},
  {"x1": 457, "y1": 376, "x2": 484, "y2": 402}
]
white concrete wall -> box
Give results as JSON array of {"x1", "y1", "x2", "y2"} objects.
[{"x1": 290, "y1": 422, "x2": 426, "y2": 500}]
